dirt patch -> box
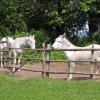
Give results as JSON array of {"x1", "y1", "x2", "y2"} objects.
[{"x1": 0, "y1": 62, "x2": 100, "y2": 80}]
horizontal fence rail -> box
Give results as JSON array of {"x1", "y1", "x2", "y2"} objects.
[
  {"x1": 0, "y1": 43, "x2": 100, "y2": 79},
  {"x1": 4, "y1": 66, "x2": 100, "y2": 76},
  {"x1": 0, "y1": 41, "x2": 8, "y2": 43},
  {"x1": 45, "y1": 60, "x2": 100, "y2": 63},
  {"x1": 6, "y1": 48, "x2": 100, "y2": 51}
]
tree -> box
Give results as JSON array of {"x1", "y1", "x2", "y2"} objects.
[
  {"x1": 0, "y1": 0, "x2": 99, "y2": 45},
  {"x1": 46, "y1": 0, "x2": 100, "y2": 43},
  {"x1": 0, "y1": 0, "x2": 27, "y2": 36}
]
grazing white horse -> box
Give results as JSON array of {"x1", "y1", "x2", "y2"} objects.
[
  {"x1": 0, "y1": 37, "x2": 14, "y2": 67},
  {"x1": 11, "y1": 35, "x2": 35, "y2": 72},
  {"x1": 52, "y1": 33, "x2": 100, "y2": 80}
]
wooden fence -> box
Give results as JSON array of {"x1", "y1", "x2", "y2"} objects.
[{"x1": 0, "y1": 42, "x2": 100, "y2": 79}]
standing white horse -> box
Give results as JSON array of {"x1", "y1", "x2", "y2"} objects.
[
  {"x1": 52, "y1": 33, "x2": 100, "y2": 80},
  {"x1": 11, "y1": 35, "x2": 35, "y2": 72},
  {"x1": 0, "y1": 37, "x2": 14, "y2": 67}
]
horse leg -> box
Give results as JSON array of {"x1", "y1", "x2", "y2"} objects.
[
  {"x1": 8, "y1": 50, "x2": 11, "y2": 66},
  {"x1": 95, "y1": 64, "x2": 99, "y2": 74},
  {"x1": 0, "y1": 52, "x2": 3, "y2": 68},
  {"x1": 92, "y1": 58, "x2": 100, "y2": 79},
  {"x1": 95, "y1": 58, "x2": 100, "y2": 74},
  {"x1": 94, "y1": 62, "x2": 100, "y2": 79},
  {"x1": 17, "y1": 53, "x2": 22, "y2": 72},
  {"x1": 12, "y1": 52, "x2": 17, "y2": 72},
  {"x1": 67, "y1": 62, "x2": 75, "y2": 80}
]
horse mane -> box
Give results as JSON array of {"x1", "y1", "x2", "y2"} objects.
[{"x1": 62, "y1": 35, "x2": 76, "y2": 48}]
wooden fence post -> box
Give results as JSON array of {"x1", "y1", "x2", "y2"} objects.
[
  {"x1": 90, "y1": 45, "x2": 94, "y2": 79},
  {"x1": 46, "y1": 44, "x2": 51, "y2": 78},
  {"x1": 42, "y1": 43, "x2": 46, "y2": 77},
  {"x1": 0, "y1": 51, "x2": 3, "y2": 68},
  {"x1": 5, "y1": 37, "x2": 9, "y2": 67},
  {"x1": 6, "y1": 37, "x2": 11, "y2": 67},
  {"x1": 6, "y1": 37, "x2": 13, "y2": 75}
]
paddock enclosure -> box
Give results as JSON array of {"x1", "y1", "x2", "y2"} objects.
[{"x1": 0, "y1": 40, "x2": 100, "y2": 80}]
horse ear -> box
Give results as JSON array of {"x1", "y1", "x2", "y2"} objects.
[
  {"x1": 33, "y1": 35, "x2": 35, "y2": 38},
  {"x1": 63, "y1": 33, "x2": 66, "y2": 37}
]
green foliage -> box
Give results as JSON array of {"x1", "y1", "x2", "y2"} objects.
[
  {"x1": 22, "y1": 50, "x2": 66, "y2": 64},
  {"x1": 76, "y1": 32, "x2": 100, "y2": 46},
  {"x1": 91, "y1": 32, "x2": 100, "y2": 44},
  {"x1": 48, "y1": 10, "x2": 64, "y2": 25},
  {"x1": 13, "y1": 31, "x2": 27, "y2": 38},
  {"x1": 22, "y1": 50, "x2": 43, "y2": 64},
  {"x1": 0, "y1": 0, "x2": 27, "y2": 36},
  {"x1": 0, "y1": 0, "x2": 100, "y2": 45},
  {"x1": 51, "y1": 51, "x2": 66, "y2": 60},
  {"x1": 77, "y1": 37, "x2": 91, "y2": 46},
  {"x1": 30, "y1": 29, "x2": 50, "y2": 48},
  {"x1": 80, "y1": 0, "x2": 96, "y2": 12}
]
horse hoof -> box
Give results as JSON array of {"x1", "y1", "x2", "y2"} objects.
[
  {"x1": 17, "y1": 69, "x2": 21, "y2": 72},
  {"x1": 12, "y1": 68, "x2": 16, "y2": 72},
  {"x1": 67, "y1": 78, "x2": 72, "y2": 80},
  {"x1": 1, "y1": 66, "x2": 3, "y2": 68},
  {"x1": 92, "y1": 76, "x2": 96, "y2": 79}
]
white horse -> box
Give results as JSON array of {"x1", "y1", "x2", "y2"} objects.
[
  {"x1": 0, "y1": 37, "x2": 14, "y2": 68},
  {"x1": 11, "y1": 35, "x2": 35, "y2": 72},
  {"x1": 52, "y1": 33, "x2": 100, "y2": 80}
]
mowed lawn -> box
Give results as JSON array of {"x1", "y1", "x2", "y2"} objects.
[{"x1": 0, "y1": 74, "x2": 100, "y2": 100}]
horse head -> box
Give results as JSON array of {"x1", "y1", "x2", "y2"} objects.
[
  {"x1": 27, "y1": 35, "x2": 36, "y2": 49},
  {"x1": 52, "y1": 33, "x2": 71, "y2": 49}
]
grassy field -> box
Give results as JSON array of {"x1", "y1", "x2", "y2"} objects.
[{"x1": 0, "y1": 74, "x2": 100, "y2": 100}]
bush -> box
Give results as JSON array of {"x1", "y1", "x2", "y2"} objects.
[
  {"x1": 51, "y1": 51, "x2": 66, "y2": 60},
  {"x1": 13, "y1": 31, "x2": 28, "y2": 38},
  {"x1": 30, "y1": 29, "x2": 50, "y2": 48}
]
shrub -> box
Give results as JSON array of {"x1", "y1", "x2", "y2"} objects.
[{"x1": 30, "y1": 29, "x2": 50, "y2": 48}]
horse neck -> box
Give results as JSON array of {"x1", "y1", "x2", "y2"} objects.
[
  {"x1": 63, "y1": 39, "x2": 77, "y2": 58},
  {"x1": 14, "y1": 37, "x2": 28, "y2": 48},
  {"x1": 23, "y1": 37, "x2": 28, "y2": 45},
  {"x1": 64, "y1": 38, "x2": 76, "y2": 49}
]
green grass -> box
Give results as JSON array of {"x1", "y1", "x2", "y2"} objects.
[{"x1": 0, "y1": 74, "x2": 100, "y2": 100}]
